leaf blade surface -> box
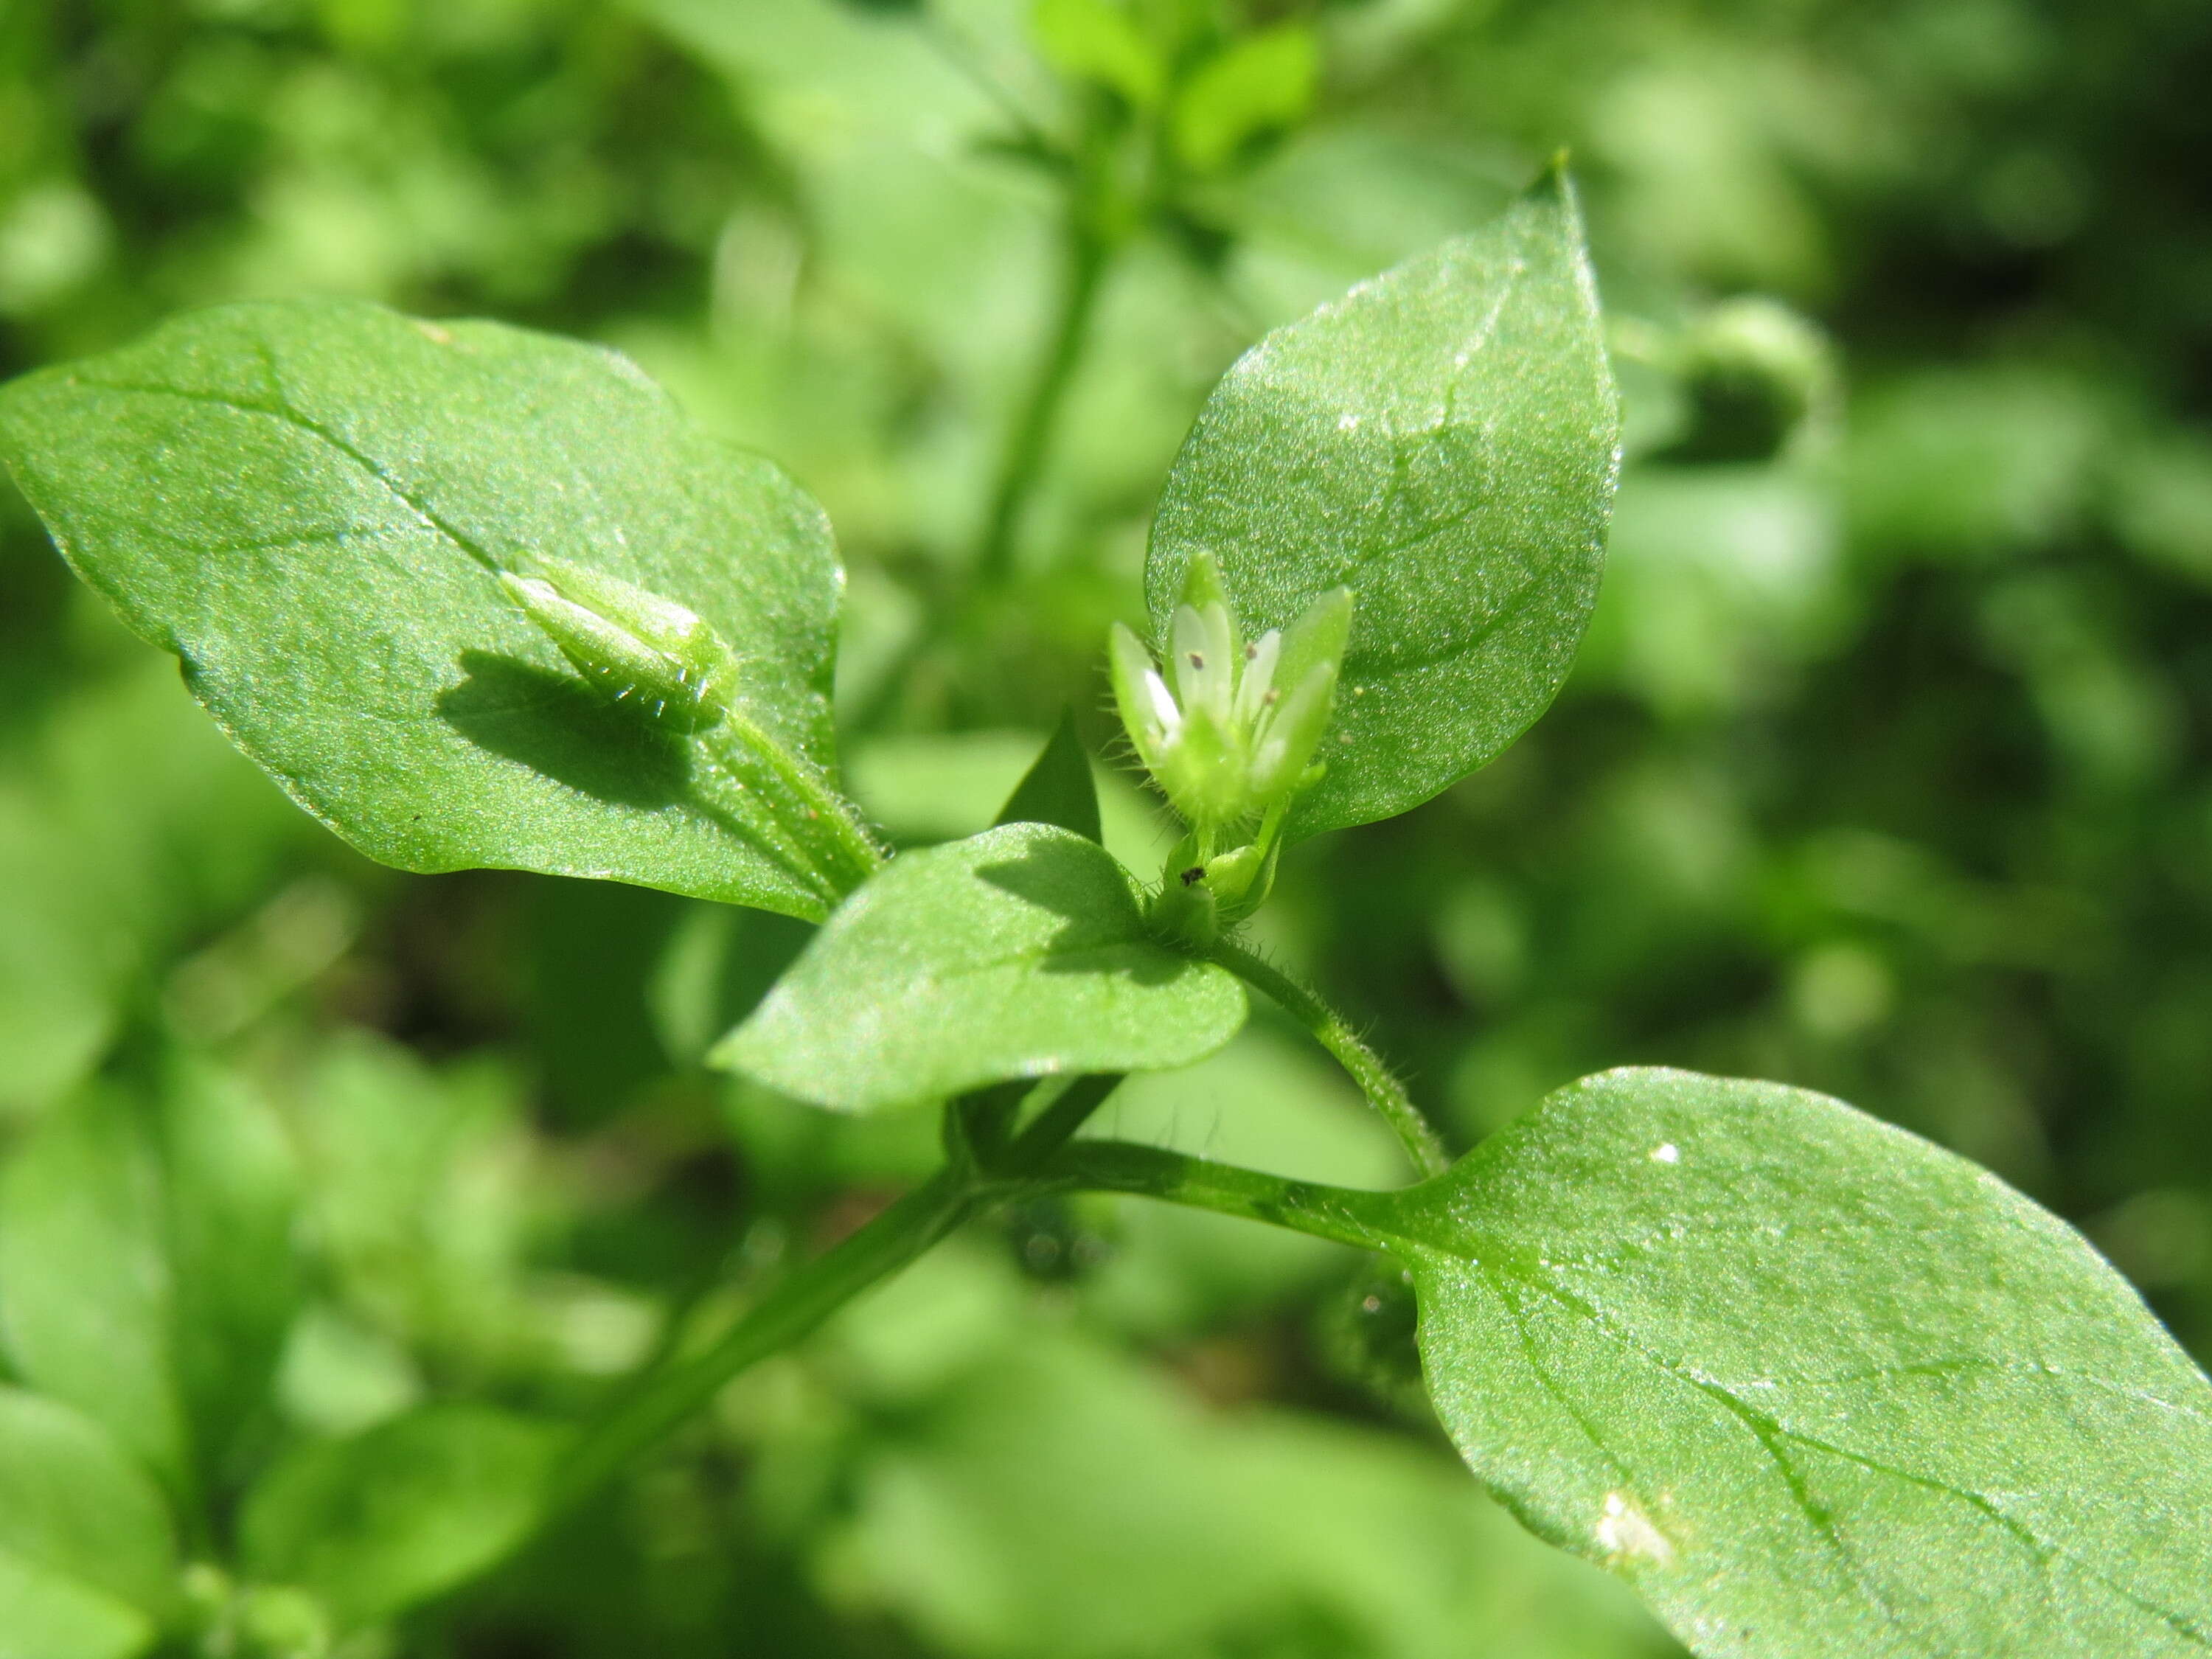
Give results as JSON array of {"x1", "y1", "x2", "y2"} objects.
[
  {"x1": 0, "y1": 299, "x2": 847, "y2": 917},
  {"x1": 1147, "y1": 169, "x2": 1618, "y2": 836},
  {"x1": 713, "y1": 823, "x2": 1246, "y2": 1112},
  {"x1": 1371, "y1": 1067, "x2": 2212, "y2": 1657}
]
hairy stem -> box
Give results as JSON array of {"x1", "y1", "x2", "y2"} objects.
[
  {"x1": 1038, "y1": 1138, "x2": 1394, "y2": 1252},
  {"x1": 1208, "y1": 937, "x2": 1451, "y2": 1179},
  {"x1": 703, "y1": 712, "x2": 886, "y2": 902}
]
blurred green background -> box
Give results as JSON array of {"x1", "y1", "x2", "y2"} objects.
[{"x1": 1, "y1": 0, "x2": 2207, "y2": 1655}]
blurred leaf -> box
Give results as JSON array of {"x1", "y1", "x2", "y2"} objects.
[
  {"x1": 0, "y1": 1388, "x2": 178, "y2": 1659},
  {"x1": 290, "y1": 1032, "x2": 536, "y2": 1376},
  {"x1": 992, "y1": 709, "x2": 1102, "y2": 843},
  {"x1": 1147, "y1": 167, "x2": 1618, "y2": 838},
  {"x1": 525, "y1": 878, "x2": 689, "y2": 1123},
  {"x1": 1847, "y1": 364, "x2": 2111, "y2": 560},
  {"x1": 1031, "y1": 0, "x2": 1166, "y2": 108},
  {"x1": 827, "y1": 1325, "x2": 1672, "y2": 1658},
  {"x1": 240, "y1": 1403, "x2": 562, "y2": 1630},
  {"x1": 0, "y1": 660, "x2": 310, "y2": 1120},
  {"x1": 1380, "y1": 1067, "x2": 2212, "y2": 1655},
  {"x1": 714, "y1": 823, "x2": 1246, "y2": 1112},
  {"x1": 1170, "y1": 25, "x2": 1318, "y2": 174},
  {"x1": 0, "y1": 299, "x2": 848, "y2": 918},
  {"x1": 156, "y1": 1054, "x2": 305, "y2": 1485},
  {"x1": 0, "y1": 1087, "x2": 180, "y2": 1479},
  {"x1": 2109, "y1": 429, "x2": 2212, "y2": 588},
  {"x1": 0, "y1": 1059, "x2": 301, "y2": 1491}
]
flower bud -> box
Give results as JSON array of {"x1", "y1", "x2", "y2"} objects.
[{"x1": 500, "y1": 558, "x2": 739, "y2": 734}]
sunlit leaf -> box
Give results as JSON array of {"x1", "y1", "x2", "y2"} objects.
[
  {"x1": 1148, "y1": 167, "x2": 1618, "y2": 838},
  {"x1": 1376, "y1": 1067, "x2": 2212, "y2": 1657},
  {"x1": 0, "y1": 299, "x2": 850, "y2": 918},
  {"x1": 713, "y1": 823, "x2": 1245, "y2": 1112}
]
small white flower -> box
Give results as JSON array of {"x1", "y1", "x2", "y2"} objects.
[{"x1": 1109, "y1": 551, "x2": 1351, "y2": 832}]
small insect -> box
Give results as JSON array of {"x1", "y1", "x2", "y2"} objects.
[{"x1": 500, "y1": 558, "x2": 740, "y2": 734}]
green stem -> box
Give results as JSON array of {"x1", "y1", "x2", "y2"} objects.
[
  {"x1": 1208, "y1": 937, "x2": 1451, "y2": 1179},
  {"x1": 547, "y1": 1074, "x2": 1123, "y2": 1519},
  {"x1": 1037, "y1": 1138, "x2": 1394, "y2": 1253},
  {"x1": 701, "y1": 713, "x2": 886, "y2": 902},
  {"x1": 975, "y1": 216, "x2": 1109, "y2": 586},
  {"x1": 547, "y1": 1164, "x2": 972, "y2": 1517}
]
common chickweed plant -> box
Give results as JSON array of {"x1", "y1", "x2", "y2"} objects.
[{"x1": 1, "y1": 157, "x2": 2209, "y2": 1659}]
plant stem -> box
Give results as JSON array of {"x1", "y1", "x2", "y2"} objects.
[
  {"x1": 547, "y1": 1164, "x2": 972, "y2": 1516},
  {"x1": 546, "y1": 1074, "x2": 1123, "y2": 1520},
  {"x1": 1038, "y1": 1138, "x2": 1395, "y2": 1253},
  {"x1": 704, "y1": 712, "x2": 886, "y2": 901},
  {"x1": 975, "y1": 215, "x2": 1109, "y2": 586},
  {"x1": 1208, "y1": 936, "x2": 1451, "y2": 1179}
]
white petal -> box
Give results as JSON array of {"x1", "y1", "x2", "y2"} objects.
[
  {"x1": 1199, "y1": 602, "x2": 1236, "y2": 719},
  {"x1": 1144, "y1": 669, "x2": 1182, "y2": 737},
  {"x1": 1235, "y1": 629, "x2": 1281, "y2": 728},
  {"x1": 1170, "y1": 605, "x2": 1211, "y2": 712}
]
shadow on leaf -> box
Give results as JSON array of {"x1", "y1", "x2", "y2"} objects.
[
  {"x1": 437, "y1": 650, "x2": 692, "y2": 810},
  {"x1": 975, "y1": 844, "x2": 1183, "y2": 986}
]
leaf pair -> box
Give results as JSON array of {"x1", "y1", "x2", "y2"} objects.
[{"x1": 0, "y1": 170, "x2": 1620, "y2": 1116}]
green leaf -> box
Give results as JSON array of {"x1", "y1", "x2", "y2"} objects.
[
  {"x1": 0, "y1": 659, "x2": 313, "y2": 1118},
  {"x1": 1373, "y1": 1066, "x2": 2212, "y2": 1656},
  {"x1": 1147, "y1": 167, "x2": 1618, "y2": 838},
  {"x1": 0, "y1": 1388, "x2": 178, "y2": 1659},
  {"x1": 0, "y1": 299, "x2": 849, "y2": 919},
  {"x1": 159, "y1": 1054, "x2": 305, "y2": 1476},
  {"x1": 0, "y1": 1059, "x2": 302, "y2": 1490},
  {"x1": 0, "y1": 1086, "x2": 184, "y2": 1481},
  {"x1": 712, "y1": 823, "x2": 1246, "y2": 1113},
  {"x1": 1169, "y1": 24, "x2": 1318, "y2": 174},
  {"x1": 992, "y1": 709, "x2": 1102, "y2": 843},
  {"x1": 1030, "y1": 0, "x2": 1164, "y2": 108},
  {"x1": 239, "y1": 1403, "x2": 561, "y2": 1630},
  {"x1": 288, "y1": 1032, "x2": 536, "y2": 1374}
]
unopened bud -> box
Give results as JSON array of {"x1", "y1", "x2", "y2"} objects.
[{"x1": 500, "y1": 559, "x2": 739, "y2": 734}]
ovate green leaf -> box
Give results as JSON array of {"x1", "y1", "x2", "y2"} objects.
[
  {"x1": 712, "y1": 823, "x2": 1245, "y2": 1112},
  {"x1": 1147, "y1": 168, "x2": 1618, "y2": 838},
  {"x1": 1371, "y1": 1067, "x2": 2212, "y2": 1657},
  {"x1": 0, "y1": 1388, "x2": 177, "y2": 1659},
  {"x1": 239, "y1": 1404, "x2": 562, "y2": 1630},
  {"x1": 0, "y1": 299, "x2": 848, "y2": 918}
]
